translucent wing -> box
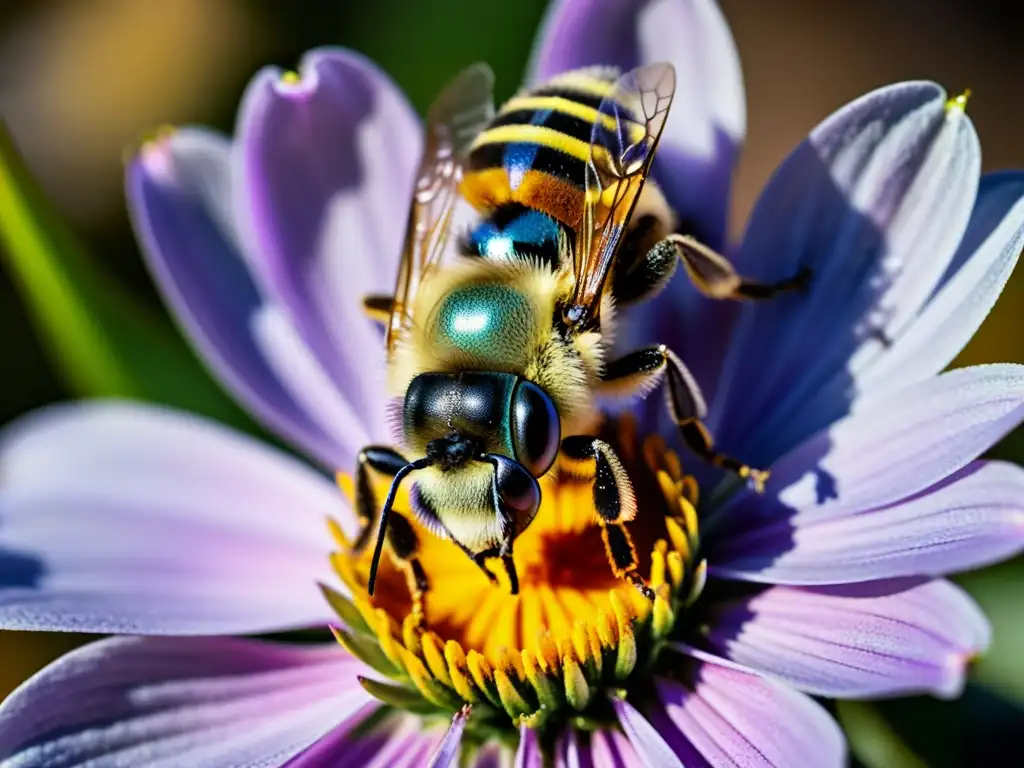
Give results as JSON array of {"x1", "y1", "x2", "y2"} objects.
[
  {"x1": 567, "y1": 62, "x2": 676, "y2": 328},
  {"x1": 386, "y1": 63, "x2": 495, "y2": 354}
]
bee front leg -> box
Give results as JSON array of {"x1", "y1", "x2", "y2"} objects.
[
  {"x1": 354, "y1": 446, "x2": 430, "y2": 622},
  {"x1": 361, "y1": 295, "x2": 394, "y2": 326},
  {"x1": 560, "y1": 436, "x2": 654, "y2": 601},
  {"x1": 598, "y1": 347, "x2": 770, "y2": 492}
]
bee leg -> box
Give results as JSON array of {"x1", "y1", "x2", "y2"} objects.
[
  {"x1": 611, "y1": 215, "x2": 678, "y2": 305},
  {"x1": 461, "y1": 545, "x2": 520, "y2": 595},
  {"x1": 353, "y1": 445, "x2": 430, "y2": 622},
  {"x1": 598, "y1": 346, "x2": 770, "y2": 492},
  {"x1": 352, "y1": 446, "x2": 408, "y2": 553},
  {"x1": 560, "y1": 436, "x2": 654, "y2": 601},
  {"x1": 383, "y1": 510, "x2": 430, "y2": 626},
  {"x1": 361, "y1": 295, "x2": 394, "y2": 326},
  {"x1": 627, "y1": 234, "x2": 809, "y2": 302}
]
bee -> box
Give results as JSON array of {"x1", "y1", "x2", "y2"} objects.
[{"x1": 355, "y1": 62, "x2": 807, "y2": 604}]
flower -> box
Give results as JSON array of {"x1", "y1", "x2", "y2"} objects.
[{"x1": 3, "y1": 0, "x2": 1024, "y2": 765}]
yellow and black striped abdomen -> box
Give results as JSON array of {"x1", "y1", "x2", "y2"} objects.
[{"x1": 460, "y1": 69, "x2": 623, "y2": 232}]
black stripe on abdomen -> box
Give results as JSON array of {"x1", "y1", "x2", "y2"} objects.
[{"x1": 487, "y1": 108, "x2": 594, "y2": 145}]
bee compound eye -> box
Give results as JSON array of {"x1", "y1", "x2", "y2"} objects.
[{"x1": 511, "y1": 380, "x2": 561, "y2": 477}]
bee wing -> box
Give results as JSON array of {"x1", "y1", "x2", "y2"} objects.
[
  {"x1": 568, "y1": 62, "x2": 676, "y2": 328},
  {"x1": 386, "y1": 63, "x2": 495, "y2": 354}
]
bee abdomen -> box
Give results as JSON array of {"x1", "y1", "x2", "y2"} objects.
[{"x1": 460, "y1": 68, "x2": 623, "y2": 230}]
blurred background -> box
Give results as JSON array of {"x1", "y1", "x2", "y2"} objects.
[{"x1": 0, "y1": 1, "x2": 1021, "y2": 764}]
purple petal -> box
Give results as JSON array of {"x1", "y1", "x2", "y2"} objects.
[
  {"x1": 127, "y1": 128, "x2": 363, "y2": 470},
  {"x1": 703, "y1": 579, "x2": 990, "y2": 699},
  {"x1": 612, "y1": 697, "x2": 684, "y2": 767},
  {"x1": 427, "y1": 707, "x2": 470, "y2": 768},
  {"x1": 529, "y1": 0, "x2": 744, "y2": 248},
  {"x1": 652, "y1": 648, "x2": 845, "y2": 767},
  {"x1": 713, "y1": 81, "x2": 980, "y2": 466},
  {"x1": 588, "y1": 729, "x2": 643, "y2": 768},
  {"x1": 771, "y1": 364, "x2": 1024, "y2": 517},
  {"x1": 515, "y1": 724, "x2": 541, "y2": 768},
  {"x1": 468, "y1": 742, "x2": 508, "y2": 768},
  {"x1": 555, "y1": 729, "x2": 590, "y2": 768},
  {"x1": 860, "y1": 171, "x2": 1024, "y2": 398},
  {"x1": 240, "y1": 48, "x2": 421, "y2": 443},
  {"x1": 712, "y1": 459, "x2": 1024, "y2": 584},
  {"x1": 287, "y1": 712, "x2": 446, "y2": 768},
  {"x1": 0, "y1": 402, "x2": 341, "y2": 634},
  {"x1": 0, "y1": 636, "x2": 375, "y2": 767}
]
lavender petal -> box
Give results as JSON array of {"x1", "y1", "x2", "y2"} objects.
[
  {"x1": 711, "y1": 460, "x2": 1024, "y2": 584},
  {"x1": 612, "y1": 697, "x2": 685, "y2": 767},
  {"x1": 515, "y1": 724, "x2": 541, "y2": 768},
  {"x1": 653, "y1": 648, "x2": 846, "y2": 767},
  {"x1": 0, "y1": 636, "x2": 374, "y2": 767},
  {"x1": 127, "y1": 128, "x2": 360, "y2": 469},
  {"x1": 860, "y1": 171, "x2": 1024, "y2": 398},
  {"x1": 427, "y1": 707, "x2": 470, "y2": 768},
  {"x1": 240, "y1": 48, "x2": 421, "y2": 443},
  {"x1": 767, "y1": 364, "x2": 1024, "y2": 517},
  {"x1": 286, "y1": 712, "x2": 448, "y2": 768},
  {"x1": 0, "y1": 402, "x2": 340, "y2": 635},
  {"x1": 703, "y1": 579, "x2": 990, "y2": 698},
  {"x1": 713, "y1": 81, "x2": 980, "y2": 465}
]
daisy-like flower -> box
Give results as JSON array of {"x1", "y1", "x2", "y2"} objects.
[{"x1": 3, "y1": 0, "x2": 1024, "y2": 765}]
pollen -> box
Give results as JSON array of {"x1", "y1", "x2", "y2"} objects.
[
  {"x1": 946, "y1": 88, "x2": 971, "y2": 114},
  {"x1": 325, "y1": 417, "x2": 706, "y2": 734},
  {"x1": 280, "y1": 70, "x2": 302, "y2": 85}
]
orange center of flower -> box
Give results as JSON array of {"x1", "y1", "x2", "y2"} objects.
[{"x1": 325, "y1": 419, "x2": 704, "y2": 725}]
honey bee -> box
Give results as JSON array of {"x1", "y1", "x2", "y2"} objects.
[{"x1": 355, "y1": 62, "x2": 807, "y2": 604}]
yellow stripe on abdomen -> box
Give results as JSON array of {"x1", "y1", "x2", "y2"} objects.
[
  {"x1": 470, "y1": 124, "x2": 592, "y2": 163},
  {"x1": 499, "y1": 95, "x2": 618, "y2": 133},
  {"x1": 541, "y1": 70, "x2": 617, "y2": 100}
]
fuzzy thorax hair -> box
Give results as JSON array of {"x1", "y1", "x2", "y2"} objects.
[{"x1": 388, "y1": 256, "x2": 612, "y2": 437}]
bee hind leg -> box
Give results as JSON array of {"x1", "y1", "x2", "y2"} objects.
[
  {"x1": 662, "y1": 234, "x2": 809, "y2": 300},
  {"x1": 560, "y1": 436, "x2": 655, "y2": 601},
  {"x1": 597, "y1": 347, "x2": 769, "y2": 492},
  {"x1": 614, "y1": 234, "x2": 808, "y2": 305},
  {"x1": 353, "y1": 445, "x2": 430, "y2": 624}
]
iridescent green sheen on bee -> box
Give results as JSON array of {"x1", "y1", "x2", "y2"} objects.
[{"x1": 431, "y1": 283, "x2": 534, "y2": 363}]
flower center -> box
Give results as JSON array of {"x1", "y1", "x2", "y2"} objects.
[{"x1": 324, "y1": 417, "x2": 706, "y2": 734}]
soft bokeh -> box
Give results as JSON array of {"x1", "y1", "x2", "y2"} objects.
[{"x1": 1, "y1": 1, "x2": 1021, "y2": 764}]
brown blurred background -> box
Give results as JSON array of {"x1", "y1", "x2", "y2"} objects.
[{"x1": 0, "y1": 1, "x2": 1021, "y2": 761}]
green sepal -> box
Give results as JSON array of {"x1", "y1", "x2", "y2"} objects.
[
  {"x1": 330, "y1": 625, "x2": 401, "y2": 679},
  {"x1": 318, "y1": 583, "x2": 373, "y2": 636},
  {"x1": 358, "y1": 677, "x2": 438, "y2": 715}
]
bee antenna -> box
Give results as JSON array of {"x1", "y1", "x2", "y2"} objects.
[{"x1": 367, "y1": 456, "x2": 434, "y2": 596}]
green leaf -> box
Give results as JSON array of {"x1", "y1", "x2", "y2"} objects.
[
  {"x1": 0, "y1": 121, "x2": 254, "y2": 430},
  {"x1": 837, "y1": 700, "x2": 927, "y2": 768}
]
